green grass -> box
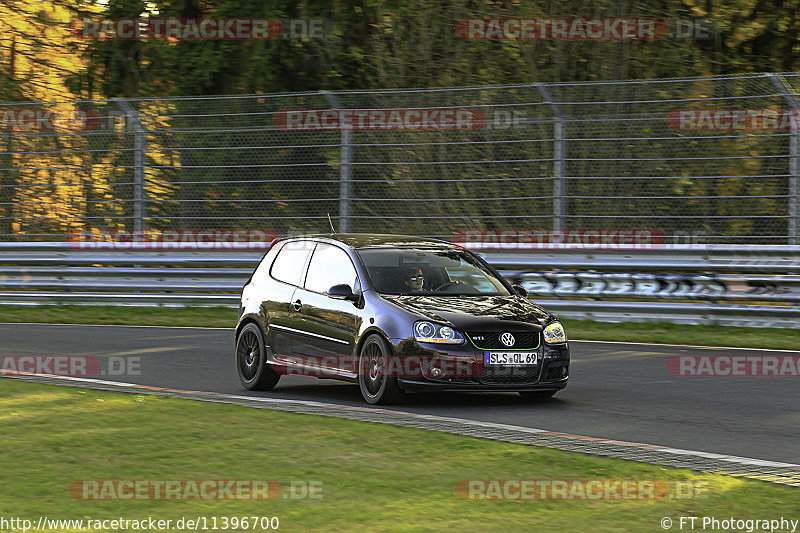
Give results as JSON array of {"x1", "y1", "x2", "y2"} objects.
[
  {"x1": 0, "y1": 304, "x2": 797, "y2": 350},
  {"x1": 0, "y1": 379, "x2": 798, "y2": 532},
  {"x1": 0, "y1": 305, "x2": 237, "y2": 328}
]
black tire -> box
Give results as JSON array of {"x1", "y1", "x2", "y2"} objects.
[
  {"x1": 357, "y1": 334, "x2": 404, "y2": 405},
  {"x1": 518, "y1": 390, "x2": 557, "y2": 401},
  {"x1": 236, "y1": 322, "x2": 280, "y2": 391}
]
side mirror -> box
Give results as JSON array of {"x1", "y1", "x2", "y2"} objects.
[
  {"x1": 328, "y1": 284, "x2": 359, "y2": 302},
  {"x1": 512, "y1": 284, "x2": 528, "y2": 298}
]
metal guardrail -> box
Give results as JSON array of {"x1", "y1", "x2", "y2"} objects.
[
  {"x1": 482, "y1": 245, "x2": 800, "y2": 271},
  {"x1": 1, "y1": 243, "x2": 798, "y2": 328}
]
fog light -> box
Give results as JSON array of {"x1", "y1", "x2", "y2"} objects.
[{"x1": 430, "y1": 367, "x2": 443, "y2": 378}]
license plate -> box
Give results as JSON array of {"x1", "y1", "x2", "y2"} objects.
[{"x1": 484, "y1": 352, "x2": 538, "y2": 365}]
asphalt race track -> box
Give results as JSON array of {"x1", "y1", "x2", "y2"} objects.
[{"x1": 2, "y1": 323, "x2": 798, "y2": 464}]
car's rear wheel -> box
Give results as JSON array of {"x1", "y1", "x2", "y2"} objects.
[
  {"x1": 236, "y1": 322, "x2": 280, "y2": 391},
  {"x1": 358, "y1": 334, "x2": 404, "y2": 405},
  {"x1": 518, "y1": 390, "x2": 557, "y2": 401}
]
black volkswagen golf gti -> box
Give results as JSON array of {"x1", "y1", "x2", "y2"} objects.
[{"x1": 235, "y1": 234, "x2": 569, "y2": 404}]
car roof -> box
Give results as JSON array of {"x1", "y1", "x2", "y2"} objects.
[{"x1": 284, "y1": 233, "x2": 460, "y2": 250}]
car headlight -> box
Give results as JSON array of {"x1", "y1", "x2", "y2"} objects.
[
  {"x1": 543, "y1": 321, "x2": 567, "y2": 344},
  {"x1": 414, "y1": 321, "x2": 464, "y2": 344}
]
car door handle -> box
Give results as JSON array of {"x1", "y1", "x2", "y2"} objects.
[{"x1": 292, "y1": 299, "x2": 302, "y2": 312}]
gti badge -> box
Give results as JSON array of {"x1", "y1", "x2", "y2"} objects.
[{"x1": 499, "y1": 332, "x2": 515, "y2": 347}]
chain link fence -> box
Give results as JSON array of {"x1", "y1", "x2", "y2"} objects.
[{"x1": 2, "y1": 72, "x2": 799, "y2": 244}]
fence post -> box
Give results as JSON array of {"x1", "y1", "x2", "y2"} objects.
[
  {"x1": 535, "y1": 84, "x2": 567, "y2": 233},
  {"x1": 321, "y1": 91, "x2": 352, "y2": 233},
  {"x1": 114, "y1": 98, "x2": 146, "y2": 239},
  {"x1": 768, "y1": 73, "x2": 799, "y2": 245}
]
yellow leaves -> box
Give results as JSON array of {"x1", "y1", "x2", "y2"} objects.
[
  {"x1": 731, "y1": 28, "x2": 748, "y2": 43},
  {"x1": 690, "y1": 6, "x2": 708, "y2": 17},
  {"x1": 1, "y1": 3, "x2": 75, "y2": 101},
  {"x1": 0, "y1": 0, "x2": 106, "y2": 101},
  {"x1": 731, "y1": 20, "x2": 769, "y2": 44}
]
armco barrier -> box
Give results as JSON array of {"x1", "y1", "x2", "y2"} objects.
[{"x1": 1, "y1": 243, "x2": 798, "y2": 328}]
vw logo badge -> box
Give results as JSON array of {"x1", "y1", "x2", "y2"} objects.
[{"x1": 499, "y1": 332, "x2": 515, "y2": 347}]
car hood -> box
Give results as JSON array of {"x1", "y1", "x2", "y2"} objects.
[{"x1": 380, "y1": 294, "x2": 554, "y2": 331}]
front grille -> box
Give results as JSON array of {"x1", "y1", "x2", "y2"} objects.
[
  {"x1": 479, "y1": 365, "x2": 541, "y2": 385},
  {"x1": 467, "y1": 331, "x2": 540, "y2": 350}
]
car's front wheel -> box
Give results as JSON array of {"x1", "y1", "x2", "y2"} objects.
[
  {"x1": 236, "y1": 322, "x2": 280, "y2": 391},
  {"x1": 358, "y1": 334, "x2": 404, "y2": 405}
]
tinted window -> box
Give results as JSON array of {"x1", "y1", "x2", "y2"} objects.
[
  {"x1": 356, "y1": 247, "x2": 511, "y2": 296},
  {"x1": 304, "y1": 243, "x2": 358, "y2": 294},
  {"x1": 270, "y1": 241, "x2": 312, "y2": 286}
]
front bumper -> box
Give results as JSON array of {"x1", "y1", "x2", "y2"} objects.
[
  {"x1": 397, "y1": 377, "x2": 568, "y2": 393},
  {"x1": 387, "y1": 337, "x2": 570, "y2": 393}
]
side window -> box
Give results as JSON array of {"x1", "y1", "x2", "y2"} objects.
[
  {"x1": 304, "y1": 244, "x2": 358, "y2": 294},
  {"x1": 269, "y1": 241, "x2": 312, "y2": 286},
  {"x1": 251, "y1": 250, "x2": 275, "y2": 282}
]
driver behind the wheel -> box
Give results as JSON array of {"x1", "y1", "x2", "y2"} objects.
[{"x1": 403, "y1": 267, "x2": 425, "y2": 292}]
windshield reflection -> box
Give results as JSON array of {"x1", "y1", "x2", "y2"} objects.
[{"x1": 356, "y1": 248, "x2": 511, "y2": 296}]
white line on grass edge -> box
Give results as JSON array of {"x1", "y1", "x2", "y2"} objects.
[{"x1": 2, "y1": 370, "x2": 798, "y2": 471}]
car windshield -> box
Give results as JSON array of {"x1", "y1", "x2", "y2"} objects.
[{"x1": 356, "y1": 247, "x2": 512, "y2": 296}]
